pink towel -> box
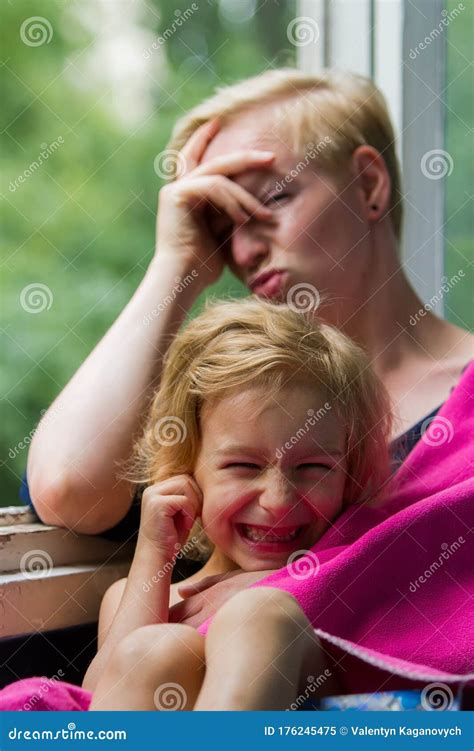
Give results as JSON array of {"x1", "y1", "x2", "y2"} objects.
[
  {"x1": 199, "y1": 362, "x2": 474, "y2": 693},
  {"x1": 0, "y1": 677, "x2": 91, "y2": 711}
]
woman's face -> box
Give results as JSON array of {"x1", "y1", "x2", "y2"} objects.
[
  {"x1": 201, "y1": 106, "x2": 374, "y2": 323},
  {"x1": 193, "y1": 382, "x2": 347, "y2": 571}
]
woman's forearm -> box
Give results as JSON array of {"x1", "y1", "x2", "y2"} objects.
[
  {"x1": 82, "y1": 537, "x2": 171, "y2": 692},
  {"x1": 27, "y1": 257, "x2": 204, "y2": 533}
]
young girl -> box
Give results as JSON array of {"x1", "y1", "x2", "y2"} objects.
[{"x1": 83, "y1": 297, "x2": 392, "y2": 710}]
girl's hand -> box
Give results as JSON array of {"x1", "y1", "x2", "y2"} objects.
[
  {"x1": 177, "y1": 570, "x2": 244, "y2": 599},
  {"x1": 138, "y1": 474, "x2": 203, "y2": 560},
  {"x1": 171, "y1": 569, "x2": 277, "y2": 628},
  {"x1": 155, "y1": 118, "x2": 275, "y2": 286}
]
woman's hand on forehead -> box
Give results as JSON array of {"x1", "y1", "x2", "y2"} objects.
[
  {"x1": 155, "y1": 118, "x2": 276, "y2": 286},
  {"x1": 182, "y1": 118, "x2": 278, "y2": 180}
]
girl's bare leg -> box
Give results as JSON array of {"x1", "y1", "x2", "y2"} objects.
[
  {"x1": 193, "y1": 587, "x2": 339, "y2": 711},
  {"x1": 89, "y1": 623, "x2": 205, "y2": 711}
]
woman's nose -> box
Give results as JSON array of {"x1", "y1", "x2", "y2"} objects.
[
  {"x1": 230, "y1": 222, "x2": 269, "y2": 269},
  {"x1": 258, "y1": 471, "x2": 296, "y2": 516}
]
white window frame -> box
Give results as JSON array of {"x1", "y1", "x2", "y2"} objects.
[{"x1": 296, "y1": 0, "x2": 446, "y2": 313}]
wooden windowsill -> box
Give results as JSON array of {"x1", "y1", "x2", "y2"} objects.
[{"x1": 0, "y1": 506, "x2": 133, "y2": 639}]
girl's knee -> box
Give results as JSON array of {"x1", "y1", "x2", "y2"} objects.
[
  {"x1": 93, "y1": 624, "x2": 205, "y2": 711},
  {"x1": 111, "y1": 623, "x2": 204, "y2": 677}
]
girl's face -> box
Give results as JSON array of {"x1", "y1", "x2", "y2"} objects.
[{"x1": 194, "y1": 381, "x2": 348, "y2": 571}]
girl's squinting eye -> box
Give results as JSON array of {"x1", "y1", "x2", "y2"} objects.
[
  {"x1": 223, "y1": 462, "x2": 260, "y2": 470},
  {"x1": 297, "y1": 462, "x2": 332, "y2": 471}
]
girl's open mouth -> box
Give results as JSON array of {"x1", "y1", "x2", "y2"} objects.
[{"x1": 235, "y1": 523, "x2": 308, "y2": 553}]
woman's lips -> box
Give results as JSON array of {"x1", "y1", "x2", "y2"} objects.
[
  {"x1": 251, "y1": 270, "x2": 287, "y2": 298},
  {"x1": 234, "y1": 522, "x2": 309, "y2": 554}
]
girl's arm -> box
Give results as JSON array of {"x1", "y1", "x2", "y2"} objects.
[
  {"x1": 82, "y1": 475, "x2": 201, "y2": 692},
  {"x1": 82, "y1": 538, "x2": 171, "y2": 692}
]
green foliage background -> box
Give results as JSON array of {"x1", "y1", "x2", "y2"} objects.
[
  {"x1": 1, "y1": 0, "x2": 297, "y2": 504},
  {"x1": 1, "y1": 0, "x2": 472, "y2": 505}
]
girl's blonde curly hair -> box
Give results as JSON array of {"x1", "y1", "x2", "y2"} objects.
[{"x1": 122, "y1": 297, "x2": 392, "y2": 560}]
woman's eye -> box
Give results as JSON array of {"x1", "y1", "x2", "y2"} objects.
[
  {"x1": 264, "y1": 192, "x2": 290, "y2": 205},
  {"x1": 215, "y1": 227, "x2": 232, "y2": 244}
]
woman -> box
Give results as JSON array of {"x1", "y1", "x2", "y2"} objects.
[{"x1": 26, "y1": 68, "x2": 472, "y2": 621}]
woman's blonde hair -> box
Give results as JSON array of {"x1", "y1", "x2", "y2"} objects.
[
  {"x1": 124, "y1": 297, "x2": 393, "y2": 559},
  {"x1": 166, "y1": 67, "x2": 402, "y2": 240}
]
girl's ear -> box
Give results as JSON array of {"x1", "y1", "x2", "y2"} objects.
[{"x1": 351, "y1": 145, "x2": 391, "y2": 225}]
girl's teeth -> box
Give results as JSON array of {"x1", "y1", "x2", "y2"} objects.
[{"x1": 242, "y1": 525, "x2": 300, "y2": 543}]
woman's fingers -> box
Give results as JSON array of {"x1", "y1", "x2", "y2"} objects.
[
  {"x1": 199, "y1": 180, "x2": 252, "y2": 226},
  {"x1": 179, "y1": 118, "x2": 221, "y2": 176},
  {"x1": 224, "y1": 179, "x2": 274, "y2": 218},
  {"x1": 179, "y1": 175, "x2": 273, "y2": 224},
  {"x1": 191, "y1": 150, "x2": 275, "y2": 178}
]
